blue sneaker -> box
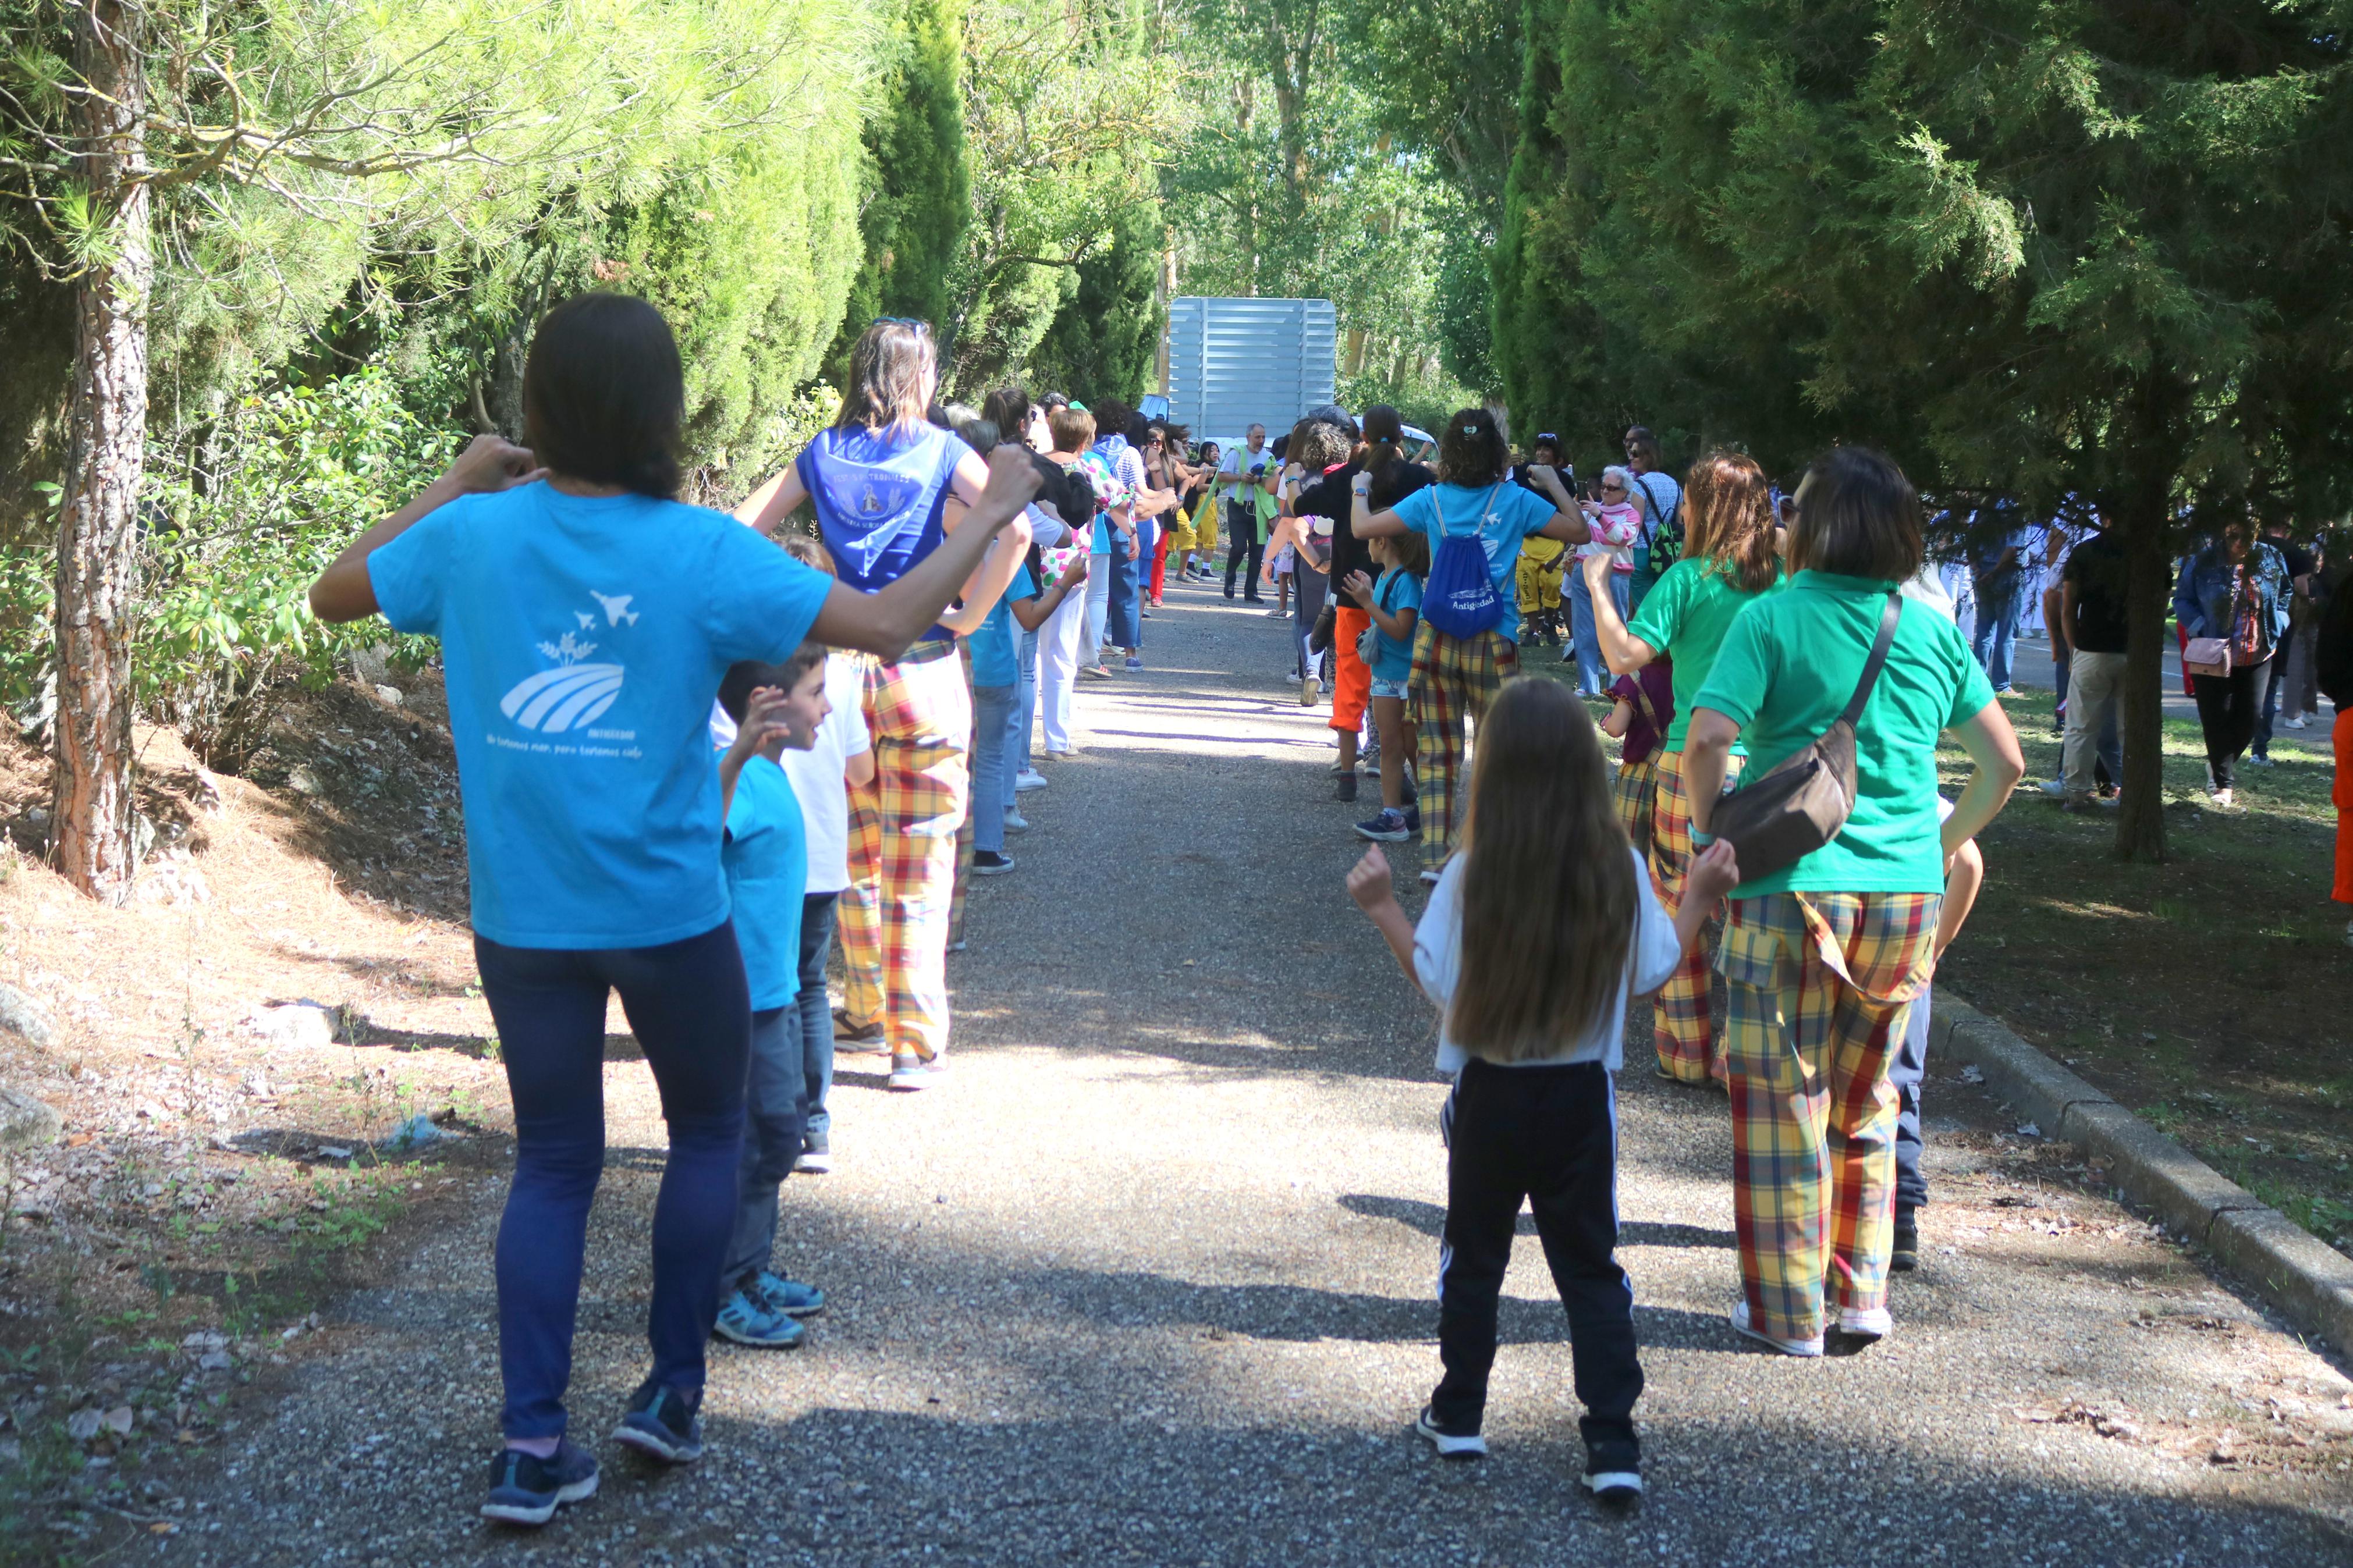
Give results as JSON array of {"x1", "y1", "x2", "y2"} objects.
[
  {"x1": 753, "y1": 1272, "x2": 826, "y2": 1319},
  {"x1": 481, "y1": 1439, "x2": 598, "y2": 1526},
  {"x1": 613, "y1": 1379, "x2": 705, "y2": 1463},
  {"x1": 714, "y1": 1288, "x2": 806, "y2": 1348},
  {"x1": 1353, "y1": 809, "x2": 1410, "y2": 842}
]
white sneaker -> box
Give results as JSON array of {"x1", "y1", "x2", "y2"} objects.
[
  {"x1": 1414, "y1": 1407, "x2": 1486, "y2": 1460},
  {"x1": 2283, "y1": 714, "x2": 2309, "y2": 729},
  {"x1": 1002, "y1": 810, "x2": 1030, "y2": 833},
  {"x1": 1014, "y1": 769, "x2": 1048, "y2": 792},
  {"x1": 1730, "y1": 1299, "x2": 1824, "y2": 1357},
  {"x1": 1835, "y1": 1304, "x2": 1892, "y2": 1344}
]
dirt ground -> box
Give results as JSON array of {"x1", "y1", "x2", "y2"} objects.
[{"x1": 0, "y1": 673, "x2": 519, "y2": 1560}]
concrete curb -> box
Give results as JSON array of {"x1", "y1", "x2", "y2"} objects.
[{"x1": 1932, "y1": 987, "x2": 2353, "y2": 1359}]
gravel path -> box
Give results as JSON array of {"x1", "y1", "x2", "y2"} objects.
[{"x1": 167, "y1": 581, "x2": 2353, "y2": 1565}]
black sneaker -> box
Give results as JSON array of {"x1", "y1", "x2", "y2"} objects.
[
  {"x1": 973, "y1": 849, "x2": 1016, "y2": 876},
  {"x1": 794, "y1": 1130, "x2": 832, "y2": 1174},
  {"x1": 832, "y1": 1009, "x2": 884, "y2": 1047},
  {"x1": 1333, "y1": 773, "x2": 1358, "y2": 802},
  {"x1": 1414, "y1": 1405, "x2": 1486, "y2": 1459},
  {"x1": 481, "y1": 1440, "x2": 598, "y2": 1526},
  {"x1": 1890, "y1": 1214, "x2": 1919, "y2": 1273},
  {"x1": 613, "y1": 1379, "x2": 704, "y2": 1464},
  {"x1": 1581, "y1": 1434, "x2": 1642, "y2": 1505}
]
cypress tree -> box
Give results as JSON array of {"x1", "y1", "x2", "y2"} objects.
[{"x1": 833, "y1": 0, "x2": 974, "y2": 357}]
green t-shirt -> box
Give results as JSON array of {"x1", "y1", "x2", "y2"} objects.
[
  {"x1": 1627, "y1": 557, "x2": 1787, "y2": 753},
  {"x1": 1692, "y1": 570, "x2": 1994, "y2": 897}
]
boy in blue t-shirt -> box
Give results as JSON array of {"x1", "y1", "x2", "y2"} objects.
[{"x1": 714, "y1": 648, "x2": 832, "y2": 1347}]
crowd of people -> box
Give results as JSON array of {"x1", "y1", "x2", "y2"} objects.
[{"x1": 299, "y1": 291, "x2": 2353, "y2": 1530}]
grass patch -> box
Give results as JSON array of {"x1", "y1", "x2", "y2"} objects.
[{"x1": 1939, "y1": 688, "x2": 2348, "y2": 1257}]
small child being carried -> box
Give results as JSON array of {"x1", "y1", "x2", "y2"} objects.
[{"x1": 1345, "y1": 677, "x2": 1737, "y2": 1505}]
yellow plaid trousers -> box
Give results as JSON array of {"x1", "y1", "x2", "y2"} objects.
[
  {"x1": 835, "y1": 642, "x2": 971, "y2": 1064},
  {"x1": 1407, "y1": 623, "x2": 1515, "y2": 870},
  {"x1": 1720, "y1": 888, "x2": 1939, "y2": 1342},
  {"x1": 1647, "y1": 747, "x2": 1742, "y2": 1084}
]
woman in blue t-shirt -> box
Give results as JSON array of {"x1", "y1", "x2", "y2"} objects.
[
  {"x1": 306, "y1": 295, "x2": 1037, "y2": 1526},
  {"x1": 732, "y1": 321, "x2": 1035, "y2": 1092},
  {"x1": 1353, "y1": 408, "x2": 1587, "y2": 880}
]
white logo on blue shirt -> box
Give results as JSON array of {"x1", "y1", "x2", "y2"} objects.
[{"x1": 501, "y1": 598, "x2": 631, "y2": 733}]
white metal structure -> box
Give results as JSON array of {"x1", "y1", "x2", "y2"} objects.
[{"x1": 1164, "y1": 297, "x2": 1338, "y2": 440}]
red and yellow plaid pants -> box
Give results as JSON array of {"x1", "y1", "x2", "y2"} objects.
[
  {"x1": 1647, "y1": 747, "x2": 1742, "y2": 1083},
  {"x1": 836, "y1": 644, "x2": 971, "y2": 1062},
  {"x1": 1721, "y1": 889, "x2": 1938, "y2": 1342},
  {"x1": 1407, "y1": 624, "x2": 1515, "y2": 870}
]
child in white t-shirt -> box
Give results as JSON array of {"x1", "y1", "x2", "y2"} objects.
[
  {"x1": 777, "y1": 536, "x2": 875, "y2": 1171},
  {"x1": 1345, "y1": 677, "x2": 1737, "y2": 1507}
]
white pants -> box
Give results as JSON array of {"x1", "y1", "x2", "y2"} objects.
[{"x1": 1039, "y1": 586, "x2": 1088, "y2": 753}]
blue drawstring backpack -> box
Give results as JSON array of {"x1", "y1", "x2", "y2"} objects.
[{"x1": 1420, "y1": 485, "x2": 1505, "y2": 639}]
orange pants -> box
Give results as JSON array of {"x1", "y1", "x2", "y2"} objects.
[
  {"x1": 2334, "y1": 709, "x2": 2352, "y2": 906},
  {"x1": 1330, "y1": 606, "x2": 1372, "y2": 736}
]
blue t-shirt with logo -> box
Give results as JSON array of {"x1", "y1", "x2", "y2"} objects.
[
  {"x1": 1372, "y1": 567, "x2": 1423, "y2": 681},
  {"x1": 1385, "y1": 481, "x2": 1560, "y2": 643},
  {"x1": 366, "y1": 483, "x2": 831, "y2": 950},
  {"x1": 722, "y1": 756, "x2": 808, "y2": 1011},
  {"x1": 968, "y1": 563, "x2": 1037, "y2": 688}
]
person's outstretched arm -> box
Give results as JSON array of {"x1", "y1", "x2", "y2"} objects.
[
  {"x1": 308, "y1": 435, "x2": 543, "y2": 621},
  {"x1": 1580, "y1": 552, "x2": 1660, "y2": 674},
  {"x1": 1525, "y1": 465, "x2": 1593, "y2": 545},
  {"x1": 810, "y1": 447, "x2": 1039, "y2": 657},
  {"x1": 1345, "y1": 847, "x2": 1421, "y2": 992}
]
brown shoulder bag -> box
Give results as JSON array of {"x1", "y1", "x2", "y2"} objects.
[{"x1": 1708, "y1": 592, "x2": 1901, "y2": 883}]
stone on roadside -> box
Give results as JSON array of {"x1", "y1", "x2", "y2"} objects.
[
  {"x1": 0, "y1": 983, "x2": 55, "y2": 1047},
  {"x1": 249, "y1": 1002, "x2": 338, "y2": 1050},
  {"x1": 373, "y1": 684, "x2": 403, "y2": 706},
  {"x1": 0, "y1": 1086, "x2": 62, "y2": 1150}
]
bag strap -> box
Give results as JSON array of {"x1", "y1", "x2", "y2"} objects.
[
  {"x1": 1627, "y1": 675, "x2": 1667, "y2": 743},
  {"x1": 1632, "y1": 474, "x2": 1670, "y2": 542},
  {"x1": 1837, "y1": 593, "x2": 1904, "y2": 727}
]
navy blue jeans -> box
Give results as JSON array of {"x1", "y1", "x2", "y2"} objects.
[
  {"x1": 724, "y1": 1004, "x2": 804, "y2": 1288},
  {"x1": 474, "y1": 921, "x2": 750, "y2": 1441},
  {"x1": 1889, "y1": 993, "x2": 1933, "y2": 1220},
  {"x1": 797, "y1": 893, "x2": 839, "y2": 1140}
]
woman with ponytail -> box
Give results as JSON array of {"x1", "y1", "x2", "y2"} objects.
[
  {"x1": 734, "y1": 319, "x2": 1035, "y2": 1092},
  {"x1": 1581, "y1": 451, "x2": 1784, "y2": 1086},
  {"x1": 1354, "y1": 408, "x2": 1587, "y2": 880}
]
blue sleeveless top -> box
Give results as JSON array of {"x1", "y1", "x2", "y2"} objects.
[{"x1": 794, "y1": 424, "x2": 977, "y2": 634}]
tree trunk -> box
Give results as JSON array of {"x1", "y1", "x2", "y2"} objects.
[
  {"x1": 51, "y1": 0, "x2": 151, "y2": 904},
  {"x1": 2114, "y1": 511, "x2": 2171, "y2": 863}
]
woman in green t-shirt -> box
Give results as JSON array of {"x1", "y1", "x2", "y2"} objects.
[
  {"x1": 1679, "y1": 447, "x2": 2023, "y2": 1359},
  {"x1": 1582, "y1": 452, "x2": 1783, "y2": 1088}
]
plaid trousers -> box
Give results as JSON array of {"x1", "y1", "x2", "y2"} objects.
[
  {"x1": 1611, "y1": 754, "x2": 1658, "y2": 860},
  {"x1": 1407, "y1": 624, "x2": 1515, "y2": 869},
  {"x1": 835, "y1": 644, "x2": 971, "y2": 1062},
  {"x1": 1720, "y1": 889, "x2": 1939, "y2": 1342},
  {"x1": 1648, "y1": 748, "x2": 1743, "y2": 1083}
]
